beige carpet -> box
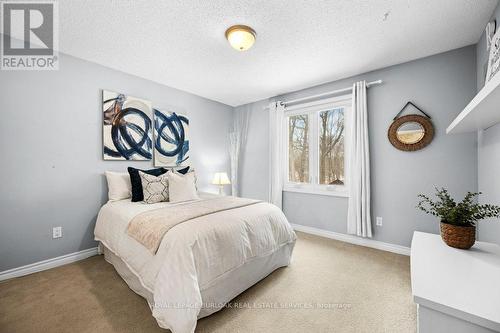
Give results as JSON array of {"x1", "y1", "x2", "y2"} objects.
[{"x1": 0, "y1": 232, "x2": 416, "y2": 332}]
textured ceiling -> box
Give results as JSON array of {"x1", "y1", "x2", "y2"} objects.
[{"x1": 59, "y1": 0, "x2": 498, "y2": 106}]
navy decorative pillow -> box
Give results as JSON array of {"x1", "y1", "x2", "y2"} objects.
[
  {"x1": 128, "y1": 166, "x2": 190, "y2": 202},
  {"x1": 175, "y1": 166, "x2": 190, "y2": 175}
]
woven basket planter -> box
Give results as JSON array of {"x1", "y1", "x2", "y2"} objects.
[{"x1": 440, "y1": 222, "x2": 476, "y2": 249}]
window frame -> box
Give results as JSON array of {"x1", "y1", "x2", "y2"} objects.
[{"x1": 283, "y1": 94, "x2": 352, "y2": 198}]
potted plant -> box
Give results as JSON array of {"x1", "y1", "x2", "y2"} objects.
[{"x1": 417, "y1": 187, "x2": 500, "y2": 249}]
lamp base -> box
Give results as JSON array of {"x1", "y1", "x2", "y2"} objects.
[{"x1": 218, "y1": 185, "x2": 224, "y2": 196}]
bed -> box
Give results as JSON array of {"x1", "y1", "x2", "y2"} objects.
[{"x1": 94, "y1": 192, "x2": 296, "y2": 333}]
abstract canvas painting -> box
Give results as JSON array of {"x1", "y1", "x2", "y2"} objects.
[
  {"x1": 102, "y1": 90, "x2": 152, "y2": 160},
  {"x1": 153, "y1": 108, "x2": 190, "y2": 166}
]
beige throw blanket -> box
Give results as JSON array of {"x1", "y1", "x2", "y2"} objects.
[{"x1": 127, "y1": 196, "x2": 260, "y2": 253}]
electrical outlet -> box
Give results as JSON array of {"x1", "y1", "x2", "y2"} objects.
[
  {"x1": 376, "y1": 217, "x2": 383, "y2": 226},
  {"x1": 52, "y1": 226, "x2": 62, "y2": 239}
]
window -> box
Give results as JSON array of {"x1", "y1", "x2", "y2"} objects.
[
  {"x1": 284, "y1": 95, "x2": 351, "y2": 197},
  {"x1": 319, "y1": 108, "x2": 345, "y2": 185}
]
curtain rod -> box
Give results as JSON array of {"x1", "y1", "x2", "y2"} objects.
[{"x1": 283, "y1": 79, "x2": 382, "y2": 106}]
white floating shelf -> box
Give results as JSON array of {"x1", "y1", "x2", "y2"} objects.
[{"x1": 447, "y1": 72, "x2": 500, "y2": 134}]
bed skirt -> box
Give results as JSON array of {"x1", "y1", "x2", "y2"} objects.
[{"x1": 102, "y1": 241, "x2": 295, "y2": 320}]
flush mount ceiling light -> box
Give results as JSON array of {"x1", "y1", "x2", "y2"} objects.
[{"x1": 225, "y1": 25, "x2": 256, "y2": 51}]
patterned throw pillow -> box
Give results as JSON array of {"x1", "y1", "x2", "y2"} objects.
[
  {"x1": 139, "y1": 171, "x2": 169, "y2": 204},
  {"x1": 128, "y1": 166, "x2": 189, "y2": 202},
  {"x1": 128, "y1": 167, "x2": 167, "y2": 202}
]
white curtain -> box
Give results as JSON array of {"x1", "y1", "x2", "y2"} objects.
[
  {"x1": 347, "y1": 81, "x2": 372, "y2": 238},
  {"x1": 268, "y1": 101, "x2": 285, "y2": 209},
  {"x1": 229, "y1": 107, "x2": 251, "y2": 196}
]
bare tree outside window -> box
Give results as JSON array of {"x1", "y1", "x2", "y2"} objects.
[
  {"x1": 288, "y1": 115, "x2": 309, "y2": 183},
  {"x1": 285, "y1": 100, "x2": 349, "y2": 195},
  {"x1": 319, "y1": 108, "x2": 344, "y2": 185}
]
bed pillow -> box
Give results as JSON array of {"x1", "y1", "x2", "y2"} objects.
[
  {"x1": 173, "y1": 166, "x2": 190, "y2": 175},
  {"x1": 105, "y1": 171, "x2": 132, "y2": 201},
  {"x1": 167, "y1": 170, "x2": 199, "y2": 203},
  {"x1": 128, "y1": 166, "x2": 190, "y2": 202},
  {"x1": 139, "y1": 171, "x2": 170, "y2": 204},
  {"x1": 128, "y1": 167, "x2": 167, "y2": 202}
]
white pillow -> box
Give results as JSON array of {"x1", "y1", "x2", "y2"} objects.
[
  {"x1": 167, "y1": 171, "x2": 199, "y2": 203},
  {"x1": 139, "y1": 171, "x2": 169, "y2": 204},
  {"x1": 105, "y1": 171, "x2": 131, "y2": 201}
]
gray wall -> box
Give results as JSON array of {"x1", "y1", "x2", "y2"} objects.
[
  {"x1": 237, "y1": 46, "x2": 478, "y2": 247},
  {"x1": 0, "y1": 38, "x2": 489, "y2": 271},
  {"x1": 0, "y1": 53, "x2": 233, "y2": 271},
  {"x1": 476, "y1": 3, "x2": 500, "y2": 245}
]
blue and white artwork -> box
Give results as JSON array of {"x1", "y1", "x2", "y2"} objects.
[
  {"x1": 153, "y1": 108, "x2": 190, "y2": 167},
  {"x1": 102, "y1": 90, "x2": 152, "y2": 160}
]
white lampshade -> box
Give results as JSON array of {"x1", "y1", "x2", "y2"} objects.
[{"x1": 212, "y1": 172, "x2": 231, "y2": 185}]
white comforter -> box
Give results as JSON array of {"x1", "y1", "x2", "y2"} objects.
[{"x1": 94, "y1": 193, "x2": 296, "y2": 333}]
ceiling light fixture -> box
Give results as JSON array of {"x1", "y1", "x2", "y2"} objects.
[{"x1": 225, "y1": 25, "x2": 256, "y2": 51}]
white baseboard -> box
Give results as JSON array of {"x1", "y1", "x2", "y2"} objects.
[
  {"x1": 292, "y1": 224, "x2": 410, "y2": 256},
  {"x1": 0, "y1": 247, "x2": 99, "y2": 281},
  {"x1": 0, "y1": 227, "x2": 408, "y2": 281}
]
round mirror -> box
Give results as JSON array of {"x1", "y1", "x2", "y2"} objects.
[
  {"x1": 388, "y1": 115, "x2": 434, "y2": 151},
  {"x1": 396, "y1": 122, "x2": 425, "y2": 144}
]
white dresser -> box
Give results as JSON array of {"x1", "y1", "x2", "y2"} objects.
[{"x1": 411, "y1": 231, "x2": 500, "y2": 333}]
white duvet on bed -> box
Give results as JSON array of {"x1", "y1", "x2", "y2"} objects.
[{"x1": 94, "y1": 193, "x2": 296, "y2": 333}]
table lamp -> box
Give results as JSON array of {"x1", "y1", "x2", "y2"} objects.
[{"x1": 212, "y1": 172, "x2": 231, "y2": 195}]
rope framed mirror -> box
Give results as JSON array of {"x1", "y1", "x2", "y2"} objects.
[{"x1": 388, "y1": 102, "x2": 434, "y2": 152}]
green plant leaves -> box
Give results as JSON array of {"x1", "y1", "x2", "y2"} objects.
[{"x1": 416, "y1": 187, "x2": 500, "y2": 227}]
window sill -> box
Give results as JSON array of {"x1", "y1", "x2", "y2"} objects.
[{"x1": 283, "y1": 187, "x2": 349, "y2": 198}]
